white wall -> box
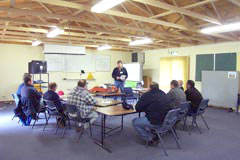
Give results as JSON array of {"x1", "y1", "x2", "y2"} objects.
[
  {"x1": 144, "y1": 41, "x2": 240, "y2": 91},
  {"x1": 0, "y1": 43, "x2": 131, "y2": 101}
]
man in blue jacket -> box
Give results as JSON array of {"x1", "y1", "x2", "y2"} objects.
[
  {"x1": 16, "y1": 73, "x2": 32, "y2": 98},
  {"x1": 132, "y1": 82, "x2": 171, "y2": 144},
  {"x1": 43, "y1": 82, "x2": 66, "y2": 127},
  {"x1": 21, "y1": 76, "x2": 42, "y2": 125}
]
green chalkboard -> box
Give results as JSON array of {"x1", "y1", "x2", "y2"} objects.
[
  {"x1": 196, "y1": 54, "x2": 214, "y2": 81},
  {"x1": 215, "y1": 53, "x2": 236, "y2": 71}
]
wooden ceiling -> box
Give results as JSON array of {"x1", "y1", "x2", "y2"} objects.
[{"x1": 0, "y1": 0, "x2": 240, "y2": 52}]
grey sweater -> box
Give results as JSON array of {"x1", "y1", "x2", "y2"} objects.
[{"x1": 167, "y1": 88, "x2": 186, "y2": 108}]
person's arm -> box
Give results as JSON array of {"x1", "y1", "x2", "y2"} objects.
[
  {"x1": 124, "y1": 67, "x2": 128, "y2": 80},
  {"x1": 85, "y1": 92, "x2": 97, "y2": 110},
  {"x1": 112, "y1": 68, "x2": 118, "y2": 80},
  {"x1": 135, "y1": 93, "x2": 151, "y2": 112}
]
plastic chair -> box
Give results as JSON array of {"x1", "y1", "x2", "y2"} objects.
[
  {"x1": 31, "y1": 102, "x2": 47, "y2": 129},
  {"x1": 188, "y1": 99, "x2": 210, "y2": 134},
  {"x1": 150, "y1": 108, "x2": 181, "y2": 156},
  {"x1": 43, "y1": 100, "x2": 63, "y2": 134},
  {"x1": 11, "y1": 94, "x2": 20, "y2": 122},
  {"x1": 62, "y1": 104, "x2": 92, "y2": 142},
  {"x1": 177, "y1": 102, "x2": 191, "y2": 135}
]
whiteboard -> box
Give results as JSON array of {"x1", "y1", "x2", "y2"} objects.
[
  {"x1": 123, "y1": 63, "x2": 143, "y2": 82},
  {"x1": 45, "y1": 54, "x2": 110, "y2": 73},
  {"x1": 95, "y1": 55, "x2": 111, "y2": 72},
  {"x1": 45, "y1": 54, "x2": 65, "y2": 72},
  {"x1": 65, "y1": 54, "x2": 96, "y2": 72}
]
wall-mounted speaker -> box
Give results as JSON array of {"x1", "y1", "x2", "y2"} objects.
[{"x1": 132, "y1": 52, "x2": 145, "y2": 64}]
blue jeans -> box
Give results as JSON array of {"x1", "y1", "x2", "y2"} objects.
[
  {"x1": 114, "y1": 80, "x2": 125, "y2": 92},
  {"x1": 132, "y1": 117, "x2": 158, "y2": 141}
]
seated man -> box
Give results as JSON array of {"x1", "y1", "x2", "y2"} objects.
[
  {"x1": 132, "y1": 82, "x2": 171, "y2": 144},
  {"x1": 185, "y1": 80, "x2": 203, "y2": 113},
  {"x1": 43, "y1": 82, "x2": 66, "y2": 126},
  {"x1": 178, "y1": 80, "x2": 184, "y2": 91},
  {"x1": 16, "y1": 73, "x2": 32, "y2": 98},
  {"x1": 67, "y1": 79, "x2": 98, "y2": 130},
  {"x1": 21, "y1": 76, "x2": 42, "y2": 125},
  {"x1": 167, "y1": 80, "x2": 186, "y2": 108}
]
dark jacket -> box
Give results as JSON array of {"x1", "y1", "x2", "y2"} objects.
[
  {"x1": 135, "y1": 88, "x2": 171, "y2": 125},
  {"x1": 185, "y1": 87, "x2": 203, "y2": 112},
  {"x1": 16, "y1": 83, "x2": 24, "y2": 97},
  {"x1": 112, "y1": 67, "x2": 128, "y2": 82},
  {"x1": 21, "y1": 84, "x2": 42, "y2": 116},
  {"x1": 43, "y1": 90, "x2": 64, "y2": 112}
]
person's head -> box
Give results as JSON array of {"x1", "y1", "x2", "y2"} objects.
[
  {"x1": 178, "y1": 80, "x2": 183, "y2": 87},
  {"x1": 186, "y1": 80, "x2": 195, "y2": 89},
  {"x1": 170, "y1": 80, "x2": 178, "y2": 89},
  {"x1": 48, "y1": 82, "x2": 57, "y2": 92},
  {"x1": 150, "y1": 82, "x2": 159, "y2": 91},
  {"x1": 24, "y1": 76, "x2": 32, "y2": 86},
  {"x1": 23, "y1": 73, "x2": 32, "y2": 80},
  {"x1": 117, "y1": 60, "x2": 123, "y2": 68},
  {"x1": 78, "y1": 79, "x2": 87, "y2": 88}
]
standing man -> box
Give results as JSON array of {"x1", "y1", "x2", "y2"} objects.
[{"x1": 112, "y1": 60, "x2": 128, "y2": 92}]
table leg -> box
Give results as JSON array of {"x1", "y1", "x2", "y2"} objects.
[
  {"x1": 121, "y1": 115, "x2": 123, "y2": 131},
  {"x1": 95, "y1": 114, "x2": 111, "y2": 153},
  {"x1": 103, "y1": 114, "x2": 106, "y2": 139},
  {"x1": 138, "y1": 112, "x2": 141, "y2": 118}
]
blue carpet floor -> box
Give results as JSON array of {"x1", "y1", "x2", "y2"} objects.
[{"x1": 0, "y1": 104, "x2": 240, "y2": 160}]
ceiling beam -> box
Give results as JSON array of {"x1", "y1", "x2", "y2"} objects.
[
  {"x1": 132, "y1": 0, "x2": 221, "y2": 24},
  {"x1": 32, "y1": 0, "x2": 190, "y2": 30},
  {"x1": 228, "y1": 0, "x2": 240, "y2": 7},
  {"x1": 150, "y1": 0, "x2": 219, "y2": 19}
]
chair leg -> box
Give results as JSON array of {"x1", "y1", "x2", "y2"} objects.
[
  {"x1": 18, "y1": 119, "x2": 20, "y2": 124},
  {"x1": 62, "y1": 125, "x2": 67, "y2": 138},
  {"x1": 68, "y1": 120, "x2": 71, "y2": 129},
  {"x1": 12, "y1": 115, "x2": 15, "y2": 120},
  {"x1": 171, "y1": 129, "x2": 181, "y2": 149},
  {"x1": 89, "y1": 122, "x2": 92, "y2": 137},
  {"x1": 201, "y1": 114, "x2": 210, "y2": 130},
  {"x1": 183, "y1": 117, "x2": 191, "y2": 135},
  {"x1": 193, "y1": 117, "x2": 202, "y2": 134},
  {"x1": 55, "y1": 119, "x2": 60, "y2": 135},
  {"x1": 173, "y1": 128, "x2": 180, "y2": 140},
  {"x1": 77, "y1": 125, "x2": 84, "y2": 143},
  {"x1": 156, "y1": 132, "x2": 168, "y2": 156},
  {"x1": 32, "y1": 120, "x2": 37, "y2": 129}
]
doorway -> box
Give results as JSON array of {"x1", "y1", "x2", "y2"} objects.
[{"x1": 159, "y1": 56, "x2": 190, "y2": 92}]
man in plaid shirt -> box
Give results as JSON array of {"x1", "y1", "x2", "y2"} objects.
[{"x1": 67, "y1": 79, "x2": 98, "y2": 126}]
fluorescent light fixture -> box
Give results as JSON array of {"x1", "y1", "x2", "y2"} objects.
[
  {"x1": 129, "y1": 38, "x2": 153, "y2": 46},
  {"x1": 97, "y1": 44, "x2": 112, "y2": 51},
  {"x1": 201, "y1": 22, "x2": 240, "y2": 34},
  {"x1": 91, "y1": 0, "x2": 125, "y2": 13},
  {"x1": 32, "y1": 40, "x2": 42, "y2": 46},
  {"x1": 170, "y1": 51, "x2": 178, "y2": 56},
  {"x1": 47, "y1": 27, "x2": 64, "y2": 38}
]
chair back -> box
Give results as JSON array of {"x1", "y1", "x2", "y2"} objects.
[
  {"x1": 161, "y1": 108, "x2": 181, "y2": 132},
  {"x1": 123, "y1": 87, "x2": 134, "y2": 96},
  {"x1": 12, "y1": 94, "x2": 20, "y2": 106},
  {"x1": 178, "y1": 102, "x2": 191, "y2": 120},
  {"x1": 197, "y1": 99, "x2": 209, "y2": 114},
  {"x1": 65, "y1": 104, "x2": 84, "y2": 122},
  {"x1": 43, "y1": 99, "x2": 58, "y2": 115}
]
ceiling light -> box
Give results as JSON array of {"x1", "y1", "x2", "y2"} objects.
[
  {"x1": 91, "y1": 0, "x2": 125, "y2": 13},
  {"x1": 201, "y1": 22, "x2": 240, "y2": 34},
  {"x1": 32, "y1": 40, "x2": 42, "y2": 46},
  {"x1": 47, "y1": 27, "x2": 64, "y2": 38},
  {"x1": 97, "y1": 44, "x2": 112, "y2": 51},
  {"x1": 129, "y1": 38, "x2": 153, "y2": 46}
]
